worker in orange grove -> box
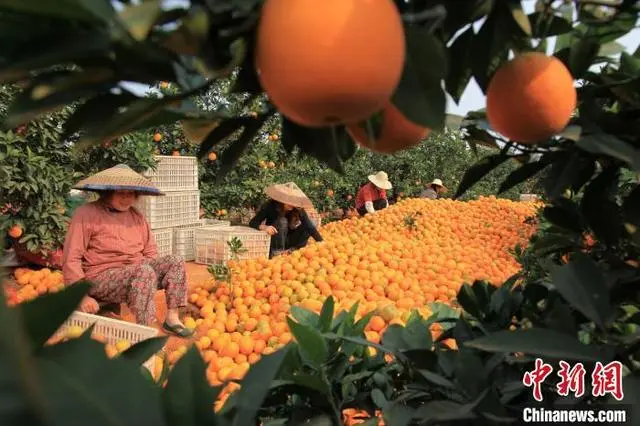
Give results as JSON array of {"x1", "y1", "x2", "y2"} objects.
[
  {"x1": 355, "y1": 171, "x2": 392, "y2": 216},
  {"x1": 61, "y1": 164, "x2": 193, "y2": 337},
  {"x1": 420, "y1": 178, "x2": 447, "y2": 199},
  {"x1": 249, "y1": 182, "x2": 323, "y2": 258}
]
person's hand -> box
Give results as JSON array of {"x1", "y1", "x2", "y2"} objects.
[
  {"x1": 79, "y1": 296, "x2": 99, "y2": 314},
  {"x1": 260, "y1": 225, "x2": 278, "y2": 236}
]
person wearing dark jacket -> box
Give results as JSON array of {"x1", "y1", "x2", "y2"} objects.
[{"x1": 249, "y1": 182, "x2": 323, "y2": 257}]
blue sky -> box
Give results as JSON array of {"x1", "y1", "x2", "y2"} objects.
[{"x1": 126, "y1": 0, "x2": 640, "y2": 116}]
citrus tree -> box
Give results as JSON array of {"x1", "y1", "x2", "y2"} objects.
[
  {"x1": 0, "y1": 1, "x2": 638, "y2": 425},
  {"x1": 0, "y1": 84, "x2": 79, "y2": 263}
]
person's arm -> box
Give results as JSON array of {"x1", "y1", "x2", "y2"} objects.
[
  {"x1": 142, "y1": 221, "x2": 158, "y2": 259},
  {"x1": 62, "y1": 208, "x2": 91, "y2": 286},
  {"x1": 301, "y1": 210, "x2": 323, "y2": 242},
  {"x1": 365, "y1": 201, "x2": 376, "y2": 214},
  {"x1": 363, "y1": 185, "x2": 376, "y2": 213},
  {"x1": 249, "y1": 202, "x2": 271, "y2": 230}
]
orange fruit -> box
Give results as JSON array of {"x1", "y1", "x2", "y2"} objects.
[
  {"x1": 368, "y1": 316, "x2": 386, "y2": 333},
  {"x1": 8, "y1": 225, "x2": 23, "y2": 239},
  {"x1": 153, "y1": 133, "x2": 162, "y2": 142},
  {"x1": 347, "y1": 103, "x2": 430, "y2": 153},
  {"x1": 486, "y1": 52, "x2": 576, "y2": 143},
  {"x1": 255, "y1": 0, "x2": 405, "y2": 127},
  {"x1": 208, "y1": 152, "x2": 217, "y2": 161}
]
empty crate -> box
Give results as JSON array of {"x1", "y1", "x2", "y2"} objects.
[
  {"x1": 136, "y1": 190, "x2": 200, "y2": 229},
  {"x1": 174, "y1": 219, "x2": 231, "y2": 261},
  {"x1": 152, "y1": 228, "x2": 173, "y2": 258},
  {"x1": 195, "y1": 226, "x2": 270, "y2": 265},
  {"x1": 143, "y1": 155, "x2": 198, "y2": 192}
]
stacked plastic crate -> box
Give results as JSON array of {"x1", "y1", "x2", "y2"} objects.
[{"x1": 136, "y1": 155, "x2": 201, "y2": 259}]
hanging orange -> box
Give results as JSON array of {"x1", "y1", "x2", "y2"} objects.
[{"x1": 255, "y1": 0, "x2": 406, "y2": 127}]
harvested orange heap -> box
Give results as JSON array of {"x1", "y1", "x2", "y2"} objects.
[{"x1": 183, "y1": 196, "x2": 540, "y2": 388}]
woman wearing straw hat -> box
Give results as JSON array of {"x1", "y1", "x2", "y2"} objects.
[
  {"x1": 249, "y1": 182, "x2": 323, "y2": 258},
  {"x1": 61, "y1": 164, "x2": 192, "y2": 337},
  {"x1": 420, "y1": 179, "x2": 447, "y2": 199},
  {"x1": 355, "y1": 171, "x2": 392, "y2": 216}
]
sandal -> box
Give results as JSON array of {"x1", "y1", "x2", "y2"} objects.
[{"x1": 162, "y1": 321, "x2": 194, "y2": 338}]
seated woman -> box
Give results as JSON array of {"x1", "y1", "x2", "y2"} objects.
[
  {"x1": 420, "y1": 178, "x2": 447, "y2": 199},
  {"x1": 249, "y1": 182, "x2": 323, "y2": 257},
  {"x1": 61, "y1": 164, "x2": 192, "y2": 337},
  {"x1": 355, "y1": 171, "x2": 392, "y2": 216}
]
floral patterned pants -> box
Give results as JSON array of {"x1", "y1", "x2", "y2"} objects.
[{"x1": 88, "y1": 255, "x2": 188, "y2": 325}]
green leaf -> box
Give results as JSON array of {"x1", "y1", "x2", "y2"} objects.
[
  {"x1": 454, "y1": 153, "x2": 510, "y2": 199},
  {"x1": 465, "y1": 328, "x2": 607, "y2": 361},
  {"x1": 445, "y1": 27, "x2": 473, "y2": 104},
  {"x1": 19, "y1": 281, "x2": 90, "y2": 351},
  {"x1": 196, "y1": 117, "x2": 247, "y2": 159},
  {"x1": 230, "y1": 28, "x2": 263, "y2": 95},
  {"x1": 120, "y1": 337, "x2": 167, "y2": 366},
  {"x1": 287, "y1": 318, "x2": 329, "y2": 368},
  {"x1": 4, "y1": 70, "x2": 116, "y2": 128},
  {"x1": 623, "y1": 186, "x2": 640, "y2": 229},
  {"x1": 61, "y1": 92, "x2": 138, "y2": 140},
  {"x1": 620, "y1": 51, "x2": 640, "y2": 77},
  {"x1": 471, "y1": 10, "x2": 511, "y2": 92},
  {"x1": 401, "y1": 316, "x2": 432, "y2": 350},
  {"x1": 391, "y1": 27, "x2": 447, "y2": 130},
  {"x1": 232, "y1": 348, "x2": 289, "y2": 426},
  {"x1": 0, "y1": 272, "x2": 48, "y2": 424},
  {"x1": 281, "y1": 118, "x2": 355, "y2": 173},
  {"x1": 507, "y1": 1, "x2": 532, "y2": 36},
  {"x1": 0, "y1": 34, "x2": 111, "y2": 84},
  {"x1": 528, "y1": 11, "x2": 573, "y2": 38},
  {"x1": 456, "y1": 284, "x2": 483, "y2": 319},
  {"x1": 580, "y1": 167, "x2": 624, "y2": 245},
  {"x1": 382, "y1": 403, "x2": 414, "y2": 426},
  {"x1": 498, "y1": 156, "x2": 553, "y2": 195},
  {"x1": 117, "y1": 0, "x2": 162, "y2": 41},
  {"x1": 454, "y1": 349, "x2": 487, "y2": 399},
  {"x1": 318, "y1": 296, "x2": 334, "y2": 333},
  {"x1": 0, "y1": 0, "x2": 113, "y2": 22},
  {"x1": 568, "y1": 39, "x2": 601, "y2": 79},
  {"x1": 289, "y1": 306, "x2": 319, "y2": 328},
  {"x1": 413, "y1": 400, "x2": 477, "y2": 423},
  {"x1": 38, "y1": 337, "x2": 165, "y2": 426},
  {"x1": 163, "y1": 346, "x2": 220, "y2": 426},
  {"x1": 549, "y1": 253, "x2": 612, "y2": 330}
]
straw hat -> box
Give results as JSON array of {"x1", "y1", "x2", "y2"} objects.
[
  {"x1": 73, "y1": 164, "x2": 164, "y2": 196},
  {"x1": 368, "y1": 171, "x2": 392, "y2": 190},
  {"x1": 265, "y1": 182, "x2": 313, "y2": 209},
  {"x1": 430, "y1": 178, "x2": 447, "y2": 192}
]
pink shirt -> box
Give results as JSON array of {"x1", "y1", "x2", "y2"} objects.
[{"x1": 62, "y1": 200, "x2": 157, "y2": 285}]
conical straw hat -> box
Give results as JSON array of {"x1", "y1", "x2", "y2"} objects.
[
  {"x1": 368, "y1": 171, "x2": 392, "y2": 190},
  {"x1": 265, "y1": 182, "x2": 313, "y2": 209},
  {"x1": 73, "y1": 164, "x2": 165, "y2": 196},
  {"x1": 430, "y1": 178, "x2": 448, "y2": 192}
]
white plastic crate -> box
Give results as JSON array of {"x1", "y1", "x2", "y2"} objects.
[
  {"x1": 143, "y1": 155, "x2": 198, "y2": 192},
  {"x1": 520, "y1": 194, "x2": 539, "y2": 202},
  {"x1": 195, "y1": 226, "x2": 270, "y2": 265},
  {"x1": 152, "y1": 228, "x2": 173, "y2": 258},
  {"x1": 136, "y1": 190, "x2": 200, "y2": 229},
  {"x1": 173, "y1": 222, "x2": 203, "y2": 261},
  {"x1": 202, "y1": 219, "x2": 231, "y2": 227},
  {"x1": 174, "y1": 219, "x2": 231, "y2": 261},
  {"x1": 54, "y1": 311, "x2": 159, "y2": 372}
]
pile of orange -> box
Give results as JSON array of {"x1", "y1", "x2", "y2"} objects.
[
  {"x1": 8, "y1": 267, "x2": 65, "y2": 305},
  {"x1": 179, "y1": 196, "x2": 540, "y2": 400}
]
